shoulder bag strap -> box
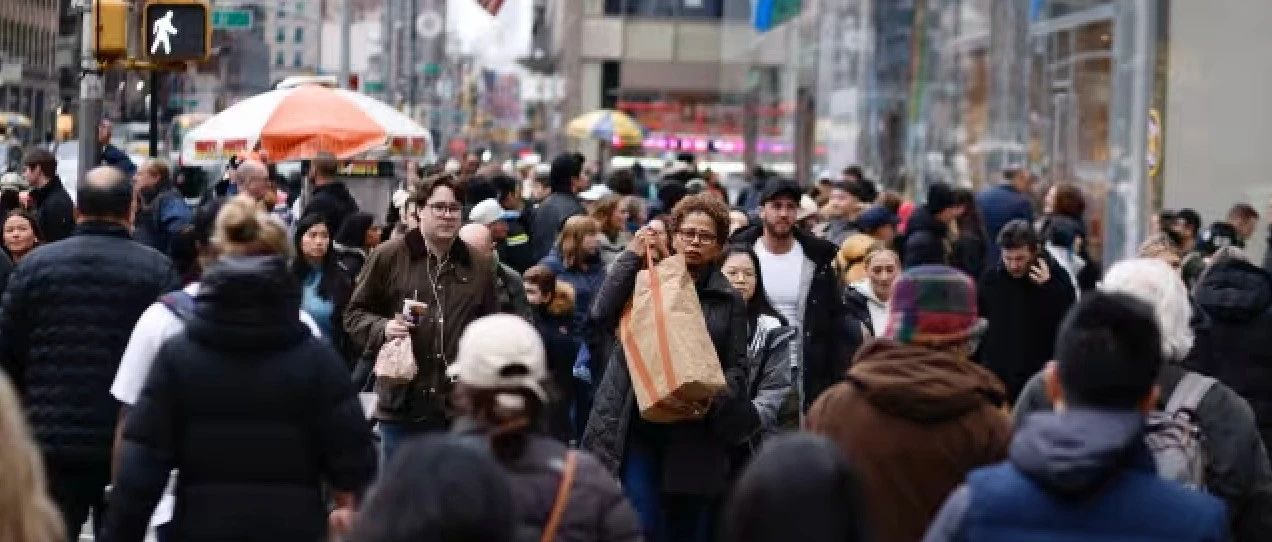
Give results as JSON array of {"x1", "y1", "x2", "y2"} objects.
[
  {"x1": 1165, "y1": 372, "x2": 1217, "y2": 415},
  {"x1": 540, "y1": 450, "x2": 579, "y2": 542}
]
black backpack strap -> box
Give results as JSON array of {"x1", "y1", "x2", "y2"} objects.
[{"x1": 158, "y1": 290, "x2": 195, "y2": 321}]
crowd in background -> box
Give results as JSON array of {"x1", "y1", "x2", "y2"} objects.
[{"x1": 0, "y1": 141, "x2": 1272, "y2": 542}]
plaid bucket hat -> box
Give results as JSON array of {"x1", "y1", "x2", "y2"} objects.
[{"x1": 884, "y1": 265, "x2": 987, "y2": 346}]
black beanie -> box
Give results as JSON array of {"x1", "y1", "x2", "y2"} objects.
[{"x1": 927, "y1": 183, "x2": 957, "y2": 214}]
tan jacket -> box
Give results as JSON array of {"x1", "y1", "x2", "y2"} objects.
[{"x1": 344, "y1": 228, "x2": 498, "y2": 422}]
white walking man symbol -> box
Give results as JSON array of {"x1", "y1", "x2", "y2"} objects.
[{"x1": 150, "y1": 10, "x2": 178, "y2": 55}]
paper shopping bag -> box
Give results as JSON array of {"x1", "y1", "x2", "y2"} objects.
[{"x1": 619, "y1": 253, "x2": 727, "y2": 423}]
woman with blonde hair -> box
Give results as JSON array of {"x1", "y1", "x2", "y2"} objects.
[
  {"x1": 846, "y1": 245, "x2": 900, "y2": 337},
  {"x1": 835, "y1": 234, "x2": 882, "y2": 285},
  {"x1": 0, "y1": 372, "x2": 64, "y2": 542}
]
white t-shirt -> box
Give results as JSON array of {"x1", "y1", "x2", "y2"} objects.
[
  {"x1": 110, "y1": 282, "x2": 322, "y2": 527},
  {"x1": 754, "y1": 240, "x2": 806, "y2": 328}
]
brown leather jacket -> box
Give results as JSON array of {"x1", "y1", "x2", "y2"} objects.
[{"x1": 343, "y1": 228, "x2": 498, "y2": 422}]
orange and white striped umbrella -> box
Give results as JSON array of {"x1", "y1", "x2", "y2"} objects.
[{"x1": 183, "y1": 85, "x2": 433, "y2": 163}]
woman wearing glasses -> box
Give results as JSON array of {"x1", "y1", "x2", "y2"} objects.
[{"x1": 583, "y1": 194, "x2": 750, "y2": 542}]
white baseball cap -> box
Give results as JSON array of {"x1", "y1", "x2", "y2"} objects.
[
  {"x1": 468, "y1": 198, "x2": 504, "y2": 226},
  {"x1": 579, "y1": 183, "x2": 613, "y2": 202},
  {"x1": 447, "y1": 314, "x2": 548, "y2": 401}
]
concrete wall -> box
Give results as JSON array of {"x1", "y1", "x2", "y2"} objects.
[{"x1": 1164, "y1": 0, "x2": 1272, "y2": 258}]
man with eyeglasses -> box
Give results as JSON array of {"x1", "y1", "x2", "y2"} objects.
[
  {"x1": 344, "y1": 174, "x2": 498, "y2": 462},
  {"x1": 22, "y1": 147, "x2": 75, "y2": 242},
  {"x1": 730, "y1": 180, "x2": 852, "y2": 408}
]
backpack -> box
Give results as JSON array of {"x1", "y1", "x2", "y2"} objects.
[
  {"x1": 158, "y1": 290, "x2": 195, "y2": 322},
  {"x1": 1144, "y1": 371, "x2": 1216, "y2": 490}
]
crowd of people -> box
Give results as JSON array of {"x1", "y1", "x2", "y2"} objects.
[{"x1": 2, "y1": 141, "x2": 1272, "y2": 542}]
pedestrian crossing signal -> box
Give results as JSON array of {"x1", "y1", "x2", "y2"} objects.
[{"x1": 143, "y1": 1, "x2": 211, "y2": 62}]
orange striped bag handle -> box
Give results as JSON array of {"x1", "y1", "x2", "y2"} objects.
[{"x1": 540, "y1": 450, "x2": 579, "y2": 542}]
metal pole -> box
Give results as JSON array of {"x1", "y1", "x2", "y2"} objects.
[
  {"x1": 78, "y1": 1, "x2": 102, "y2": 182},
  {"x1": 148, "y1": 71, "x2": 159, "y2": 157},
  {"x1": 339, "y1": 0, "x2": 351, "y2": 88},
  {"x1": 316, "y1": 0, "x2": 325, "y2": 74},
  {"x1": 408, "y1": 0, "x2": 418, "y2": 114}
]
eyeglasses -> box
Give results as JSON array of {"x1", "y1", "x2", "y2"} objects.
[
  {"x1": 675, "y1": 229, "x2": 718, "y2": 245},
  {"x1": 426, "y1": 203, "x2": 463, "y2": 216}
]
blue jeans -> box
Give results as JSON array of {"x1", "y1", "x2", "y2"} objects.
[
  {"x1": 620, "y1": 437, "x2": 717, "y2": 542},
  {"x1": 379, "y1": 420, "x2": 447, "y2": 467}
]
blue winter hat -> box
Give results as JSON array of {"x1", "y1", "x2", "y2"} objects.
[{"x1": 855, "y1": 205, "x2": 899, "y2": 233}]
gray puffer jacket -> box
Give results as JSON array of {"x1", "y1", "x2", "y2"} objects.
[
  {"x1": 456, "y1": 424, "x2": 643, "y2": 542},
  {"x1": 745, "y1": 314, "x2": 796, "y2": 440}
]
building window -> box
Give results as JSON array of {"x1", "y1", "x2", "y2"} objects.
[
  {"x1": 293, "y1": 51, "x2": 304, "y2": 68},
  {"x1": 276, "y1": 27, "x2": 286, "y2": 43},
  {"x1": 296, "y1": 1, "x2": 305, "y2": 14},
  {"x1": 294, "y1": 27, "x2": 304, "y2": 43},
  {"x1": 276, "y1": 51, "x2": 285, "y2": 66}
]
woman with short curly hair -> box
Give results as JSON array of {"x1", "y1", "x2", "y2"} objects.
[{"x1": 583, "y1": 193, "x2": 750, "y2": 542}]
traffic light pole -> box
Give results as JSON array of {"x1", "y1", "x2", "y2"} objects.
[
  {"x1": 78, "y1": 2, "x2": 103, "y2": 182},
  {"x1": 148, "y1": 71, "x2": 159, "y2": 157}
]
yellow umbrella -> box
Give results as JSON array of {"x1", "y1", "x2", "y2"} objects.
[
  {"x1": 0, "y1": 112, "x2": 31, "y2": 128},
  {"x1": 566, "y1": 109, "x2": 644, "y2": 146}
]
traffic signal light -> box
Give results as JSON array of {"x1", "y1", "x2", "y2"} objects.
[
  {"x1": 94, "y1": 0, "x2": 129, "y2": 61},
  {"x1": 143, "y1": 0, "x2": 211, "y2": 62}
]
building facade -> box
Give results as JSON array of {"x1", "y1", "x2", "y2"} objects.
[
  {"x1": 1, "y1": 0, "x2": 59, "y2": 143},
  {"x1": 267, "y1": 0, "x2": 323, "y2": 82}
]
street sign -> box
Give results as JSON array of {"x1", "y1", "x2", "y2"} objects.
[
  {"x1": 144, "y1": 2, "x2": 211, "y2": 62},
  {"x1": 212, "y1": 9, "x2": 252, "y2": 29}
]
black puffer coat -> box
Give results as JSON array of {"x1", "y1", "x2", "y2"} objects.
[
  {"x1": 1187, "y1": 258, "x2": 1272, "y2": 455},
  {"x1": 103, "y1": 256, "x2": 377, "y2": 542},
  {"x1": 581, "y1": 250, "x2": 748, "y2": 496},
  {"x1": 0, "y1": 221, "x2": 179, "y2": 466}
]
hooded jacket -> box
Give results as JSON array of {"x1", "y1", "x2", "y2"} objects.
[
  {"x1": 535, "y1": 282, "x2": 581, "y2": 443},
  {"x1": 808, "y1": 340, "x2": 1011, "y2": 542},
  {"x1": 1015, "y1": 362, "x2": 1272, "y2": 542},
  {"x1": 850, "y1": 279, "x2": 887, "y2": 337},
  {"x1": 103, "y1": 256, "x2": 377, "y2": 542},
  {"x1": 976, "y1": 251, "x2": 1075, "y2": 401},
  {"x1": 540, "y1": 248, "x2": 607, "y2": 371},
  {"x1": 924, "y1": 409, "x2": 1228, "y2": 541},
  {"x1": 304, "y1": 181, "x2": 360, "y2": 236},
  {"x1": 133, "y1": 179, "x2": 193, "y2": 256},
  {"x1": 1188, "y1": 258, "x2": 1272, "y2": 456}
]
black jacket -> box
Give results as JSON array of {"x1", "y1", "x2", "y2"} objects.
[
  {"x1": 581, "y1": 251, "x2": 748, "y2": 496},
  {"x1": 30, "y1": 175, "x2": 75, "y2": 242},
  {"x1": 0, "y1": 221, "x2": 179, "y2": 466},
  {"x1": 133, "y1": 181, "x2": 193, "y2": 256},
  {"x1": 976, "y1": 252, "x2": 1075, "y2": 401},
  {"x1": 1187, "y1": 258, "x2": 1272, "y2": 455},
  {"x1": 528, "y1": 191, "x2": 585, "y2": 264},
  {"x1": 900, "y1": 205, "x2": 949, "y2": 268},
  {"x1": 730, "y1": 225, "x2": 854, "y2": 404},
  {"x1": 103, "y1": 256, "x2": 377, "y2": 542},
  {"x1": 305, "y1": 182, "x2": 360, "y2": 236}
]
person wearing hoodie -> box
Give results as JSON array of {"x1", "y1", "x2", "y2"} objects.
[
  {"x1": 977, "y1": 220, "x2": 1075, "y2": 401},
  {"x1": 722, "y1": 434, "x2": 868, "y2": 542},
  {"x1": 1186, "y1": 249, "x2": 1272, "y2": 456},
  {"x1": 523, "y1": 264, "x2": 582, "y2": 442},
  {"x1": 925, "y1": 291, "x2": 1229, "y2": 542},
  {"x1": 808, "y1": 265, "x2": 1011, "y2": 542},
  {"x1": 847, "y1": 245, "x2": 900, "y2": 338},
  {"x1": 901, "y1": 182, "x2": 965, "y2": 268},
  {"x1": 21, "y1": 147, "x2": 74, "y2": 242},
  {"x1": 449, "y1": 314, "x2": 643, "y2": 542},
  {"x1": 102, "y1": 253, "x2": 377, "y2": 542},
  {"x1": 529, "y1": 153, "x2": 588, "y2": 263},
  {"x1": 303, "y1": 152, "x2": 360, "y2": 238},
  {"x1": 1015, "y1": 258, "x2": 1272, "y2": 542}
]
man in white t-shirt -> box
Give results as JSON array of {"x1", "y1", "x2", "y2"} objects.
[
  {"x1": 109, "y1": 282, "x2": 322, "y2": 534},
  {"x1": 731, "y1": 180, "x2": 859, "y2": 408}
]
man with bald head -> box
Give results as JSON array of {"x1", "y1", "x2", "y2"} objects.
[
  {"x1": 235, "y1": 159, "x2": 274, "y2": 203},
  {"x1": 460, "y1": 222, "x2": 531, "y2": 320},
  {"x1": 0, "y1": 166, "x2": 180, "y2": 537}
]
